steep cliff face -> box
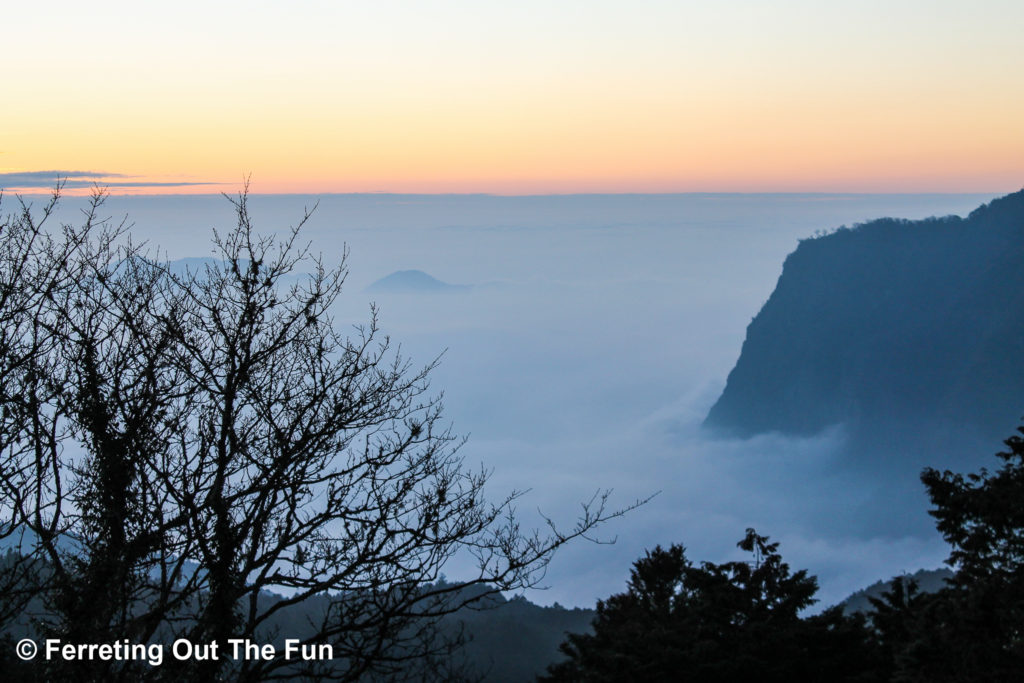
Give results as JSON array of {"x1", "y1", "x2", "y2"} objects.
[{"x1": 704, "y1": 190, "x2": 1024, "y2": 463}]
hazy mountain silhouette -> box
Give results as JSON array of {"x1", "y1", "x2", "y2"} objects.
[
  {"x1": 1, "y1": 535, "x2": 964, "y2": 681},
  {"x1": 839, "y1": 568, "x2": 953, "y2": 616},
  {"x1": 0, "y1": 558, "x2": 590, "y2": 682},
  {"x1": 366, "y1": 269, "x2": 469, "y2": 293},
  {"x1": 704, "y1": 189, "x2": 1024, "y2": 475}
]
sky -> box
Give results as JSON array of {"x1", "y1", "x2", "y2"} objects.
[{"x1": 4, "y1": 0, "x2": 1024, "y2": 194}]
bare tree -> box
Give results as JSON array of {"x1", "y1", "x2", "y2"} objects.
[
  {"x1": 0, "y1": 186, "x2": 200, "y2": 680},
  {"x1": 0, "y1": 184, "x2": 110, "y2": 630},
  {"x1": 0, "y1": 186, "x2": 641, "y2": 681}
]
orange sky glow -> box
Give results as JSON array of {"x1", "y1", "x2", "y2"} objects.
[{"x1": 4, "y1": 1, "x2": 1023, "y2": 195}]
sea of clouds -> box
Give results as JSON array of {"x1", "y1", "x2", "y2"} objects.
[{"x1": 33, "y1": 190, "x2": 999, "y2": 609}]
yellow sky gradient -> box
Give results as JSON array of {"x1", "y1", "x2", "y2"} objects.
[{"x1": 4, "y1": 1, "x2": 1023, "y2": 194}]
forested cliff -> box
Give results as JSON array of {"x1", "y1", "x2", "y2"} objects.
[{"x1": 705, "y1": 190, "x2": 1024, "y2": 469}]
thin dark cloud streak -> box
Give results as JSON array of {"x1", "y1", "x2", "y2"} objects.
[{"x1": 0, "y1": 170, "x2": 224, "y2": 189}]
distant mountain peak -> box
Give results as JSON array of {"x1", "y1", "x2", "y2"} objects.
[{"x1": 366, "y1": 269, "x2": 469, "y2": 293}]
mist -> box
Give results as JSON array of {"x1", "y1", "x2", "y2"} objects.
[{"x1": 33, "y1": 190, "x2": 999, "y2": 609}]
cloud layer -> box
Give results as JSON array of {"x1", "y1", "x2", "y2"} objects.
[
  {"x1": 0, "y1": 170, "x2": 222, "y2": 190},
  {"x1": 40, "y1": 190, "x2": 1003, "y2": 609}
]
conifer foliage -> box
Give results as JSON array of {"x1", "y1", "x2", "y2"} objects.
[{"x1": 542, "y1": 530, "x2": 884, "y2": 682}]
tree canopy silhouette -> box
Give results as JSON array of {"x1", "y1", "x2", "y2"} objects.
[
  {"x1": 542, "y1": 529, "x2": 885, "y2": 682},
  {"x1": 544, "y1": 420, "x2": 1024, "y2": 682},
  {"x1": 873, "y1": 426, "x2": 1024, "y2": 681}
]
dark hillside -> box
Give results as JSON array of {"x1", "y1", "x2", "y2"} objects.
[{"x1": 705, "y1": 190, "x2": 1024, "y2": 473}]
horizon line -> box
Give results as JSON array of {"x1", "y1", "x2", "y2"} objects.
[{"x1": 3, "y1": 188, "x2": 1013, "y2": 199}]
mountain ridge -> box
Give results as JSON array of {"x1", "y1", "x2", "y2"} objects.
[{"x1": 703, "y1": 189, "x2": 1024, "y2": 472}]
